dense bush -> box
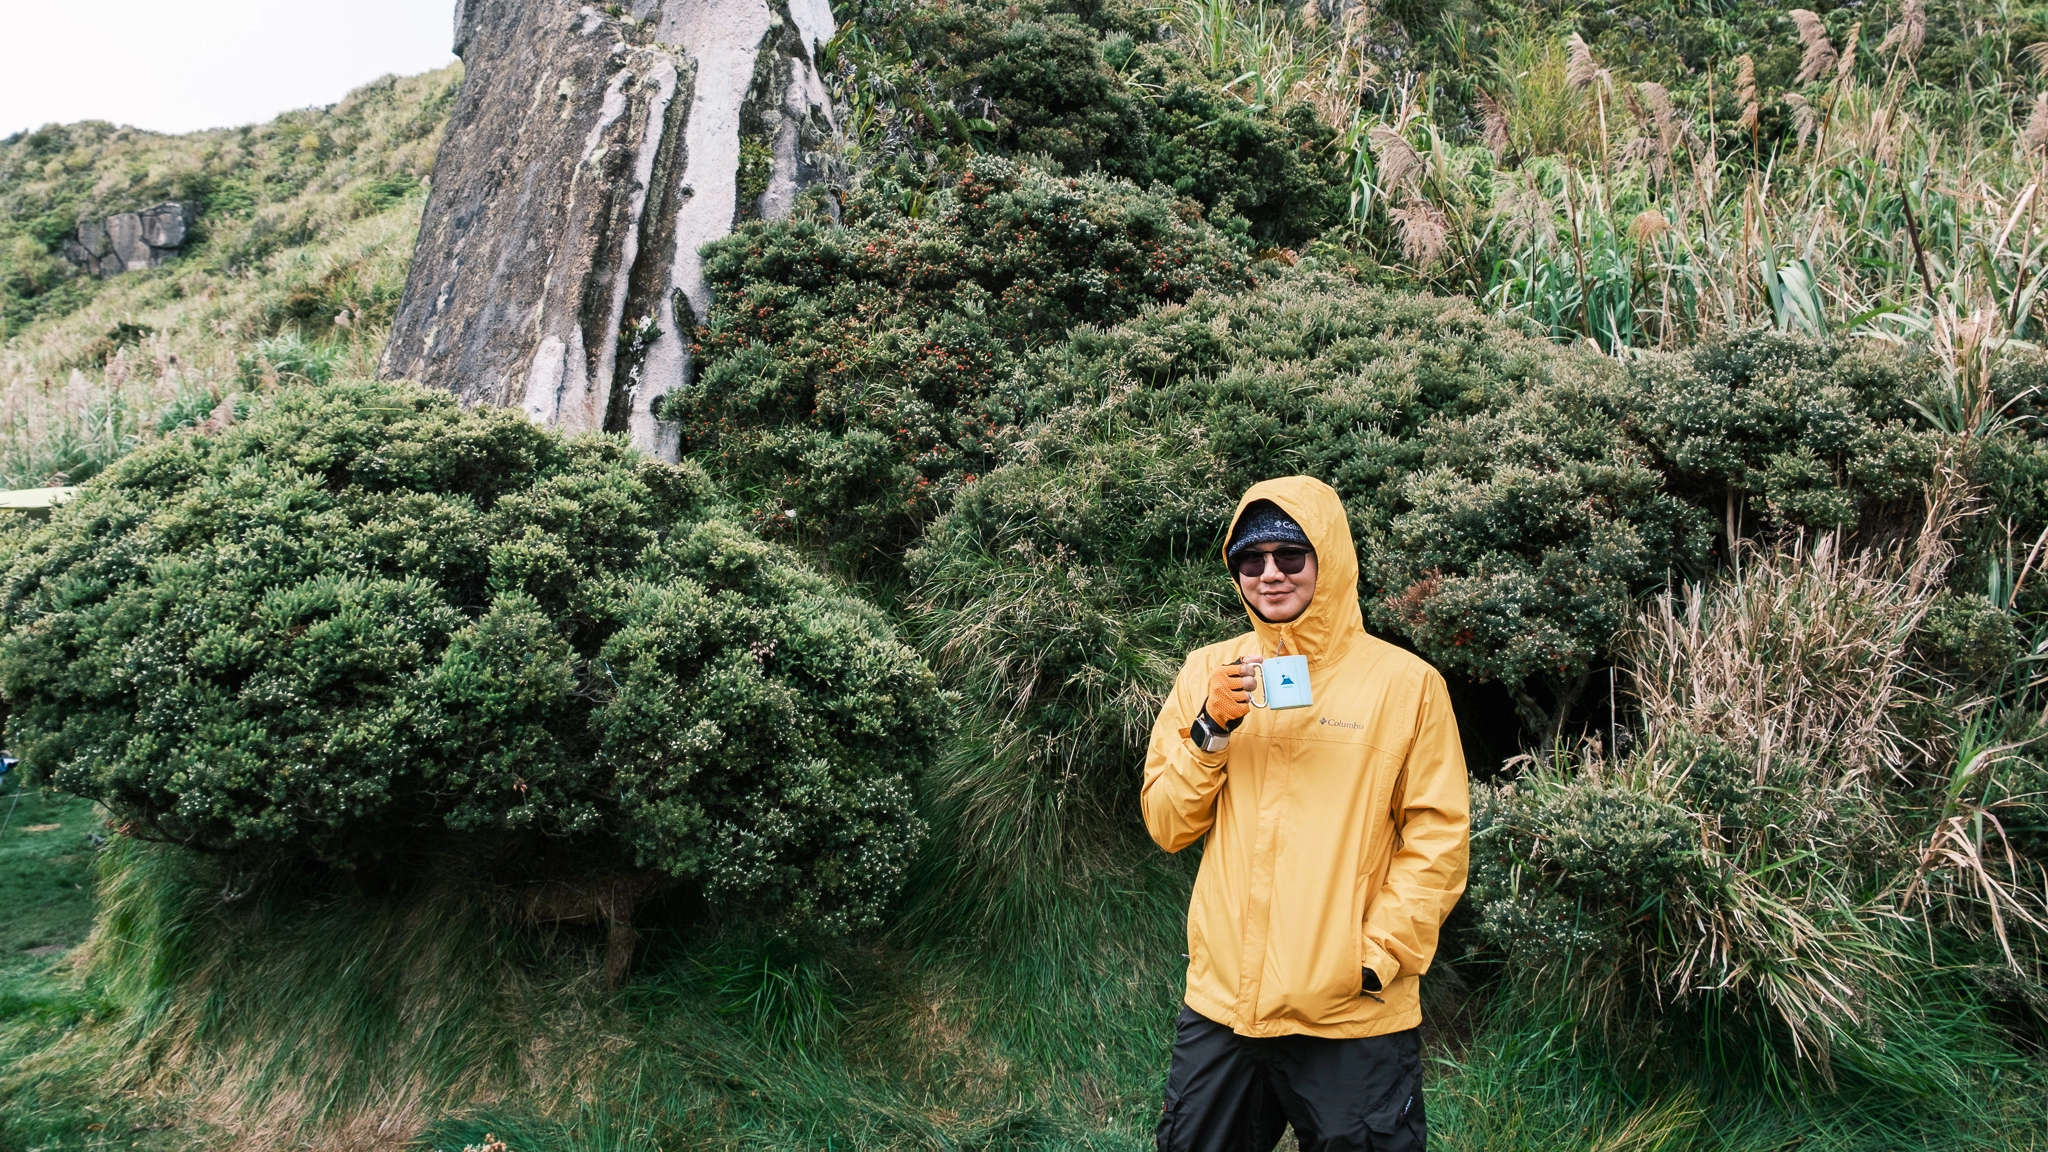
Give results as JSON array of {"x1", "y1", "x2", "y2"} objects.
[
  {"x1": 675, "y1": 158, "x2": 1251, "y2": 564},
  {"x1": 0, "y1": 380, "x2": 947, "y2": 932},
  {"x1": 913, "y1": 275, "x2": 1977, "y2": 746},
  {"x1": 832, "y1": 0, "x2": 1345, "y2": 244},
  {"x1": 908, "y1": 274, "x2": 1582, "y2": 805}
]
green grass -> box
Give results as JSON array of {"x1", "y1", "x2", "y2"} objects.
[
  {"x1": 0, "y1": 788, "x2": 167, "y2": 1152},
  {"x1": 0, "y1": 824, "x2": 2040, "y2": 1150},
  {"x1": 0, "y1": 788, "x2": 98, "y2": 996}
]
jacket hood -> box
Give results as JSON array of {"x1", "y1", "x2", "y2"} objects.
[{"x1": 1225, "y1": 476, "x2": 1365, "y2": 667}]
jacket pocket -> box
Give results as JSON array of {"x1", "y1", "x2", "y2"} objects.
[{"x1": 1359, "y1": 934, "x2": 1398, "y2": 997}]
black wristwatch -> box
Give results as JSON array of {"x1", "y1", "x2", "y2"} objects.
[{"x1": 1189, "y1": 709, "x2": 1232, "y2": 753}]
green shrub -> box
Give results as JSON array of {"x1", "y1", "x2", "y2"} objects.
[
  {"x1": 1468, "y1": 535, "x2": 2048, "y2": 1084},
  {"x1": 832, "y1": 0, "x2": 1345, "y2": 244},
  {"x1": 677, "y1": 158, "x2": 1251, "y2": 565},
  {"x1": 912, "y1": 271, "x2": 1703, "y2": 742},
  {"x1": 893, "y1": 272, "x2": 2043, "y2": 923},
  {"x1": 1116, "y1": 50, "x2": 1346, "y2": 245},
  {"x1": 1633, "y1": 332, "x2": 1940, "y2": 529},
  {"x1": 906, "y1": 273, "x2": 1644, "y2": 900},
  {"x1": 0, "y1": 380, "x2": 947, "y2": 933},
  {"x1": 913, "y1": 286, "x2": 1992, "y2": 746},
  {"x1": 898, "y1": 4, "x2": 1150, "y2": 174},
  {"x1": 1913, "y1": 591, "x2": 2026, "y2": 691}
]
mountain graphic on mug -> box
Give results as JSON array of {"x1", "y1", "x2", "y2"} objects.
[{"x1": 1250, "y1": 656, "x2": 1313, "y2": 710}]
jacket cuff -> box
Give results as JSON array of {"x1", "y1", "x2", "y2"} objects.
[
  {"x1": 1186, "y1": 738, "x2": 1228, "y2": 769},
  {"x1": 1179, "y1": 716, "x2": 1230, "y2": 766}
]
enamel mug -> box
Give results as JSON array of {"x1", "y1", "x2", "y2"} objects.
[{"x1": 1248, "y1": 654, "x2": 1313, "y2": 710}]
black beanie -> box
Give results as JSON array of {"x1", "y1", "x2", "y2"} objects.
[{"x1": 1226, "y1": 500, "x2": 1312, "y2": 562}]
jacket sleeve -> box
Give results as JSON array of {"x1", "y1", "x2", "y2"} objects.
[
  {"x1": 1361, "y1": 668, "x2": 1470, "y2": 988},
  {"x1": 1140, "y1": 653, "x2": 1230, "y2": 853}
]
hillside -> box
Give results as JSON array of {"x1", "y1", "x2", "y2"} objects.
[
  {"x1": 2, "y1": 1, "x2": 2047, "y2": 1150},
  {"x1": 0, "y1": 66, "x2": 458, "y2": 488}
]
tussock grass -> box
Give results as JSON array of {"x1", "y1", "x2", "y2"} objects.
[
  {"x1": 3, "y1": 839, "x2": 1201, "y2": 1149},
  {"x1": 40, "y1": 842, "x2": 547, "y2": 1147}
]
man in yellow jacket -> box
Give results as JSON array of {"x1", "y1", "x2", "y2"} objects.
[{"x1": 1142, "y1": 476, "x2": 1470, "y2": 1152}]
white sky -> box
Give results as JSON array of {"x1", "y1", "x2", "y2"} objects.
[{"x1": 0, "y1": 0, "x2": 458, "y2": 138}]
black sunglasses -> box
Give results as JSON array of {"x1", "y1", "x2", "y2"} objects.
[{"x1": 1232, "y1": 547, "x2": 1314, "y2": 579}]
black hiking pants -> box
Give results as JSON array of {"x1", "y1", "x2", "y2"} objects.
[{"x1": 1155, "y1": 1006, "x2": 1426, "y2": 1152}]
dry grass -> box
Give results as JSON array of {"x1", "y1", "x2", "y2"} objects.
[{"x1": 1620, "y1": 531, "x2": 1950, "y2": 1061}]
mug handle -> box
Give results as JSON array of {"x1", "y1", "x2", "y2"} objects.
[{"x1": 1242, "y1": 659, "x2": 1268, "y2": 709}]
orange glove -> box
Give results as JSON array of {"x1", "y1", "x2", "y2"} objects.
[{"x1": 1204, "y1": 658, "x2": 1259, "y2": 730}]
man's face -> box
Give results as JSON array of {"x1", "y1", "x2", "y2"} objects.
[{"x1": 1233, "y1": 543, "x2": 1318, "y2": 623}]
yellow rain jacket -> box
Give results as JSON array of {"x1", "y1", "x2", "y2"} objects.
[{"x1": 1142, "y1": 476, "x2": 1470, "y2": 1039}]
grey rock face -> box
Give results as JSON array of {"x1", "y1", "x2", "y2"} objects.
[
  {"x1": 75, "y1": 219, "x2": 111, "y2": 260},
  {"x1": 140, "y1": 202, "x2": 194, "y2": 248},
  {"x1": 60, "y1": 202, "x2": 198, "y2": 278},
  {"x1": 106, "y1": 213, "x2": 149, "y2": 273},
  {"x1": 382, "y1": 0, "x2": 838, "y2": 460}
]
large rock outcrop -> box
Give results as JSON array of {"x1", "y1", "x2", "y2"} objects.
[
  {"x1": 62, "y1": 202, "x2": 198, "y2": 278},
  {"x1": 381, "y1": 0, "x2": 836, "y2": 459}
]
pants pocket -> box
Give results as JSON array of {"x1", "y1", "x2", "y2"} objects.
[
  {"x1": 1360, "y1": 1031, "x2": 1423, "y2": 1141},
  {"x1": 1155, "y1": 1088, "x2": 1180, "y2": 1152}
]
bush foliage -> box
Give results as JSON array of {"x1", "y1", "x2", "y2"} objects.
[
  {"x1": 0, "y1": 380, "x2": 947, "y2": 932},
  {"x1": 677, "y1": 158, "x2": 1250, "y2": 562},
  {"x1": 910, "y1": 272, "x2": 1993, "y2": 749},
  {"x1": 833, "y1": 0, "x2": 1346, "y2": 244}
]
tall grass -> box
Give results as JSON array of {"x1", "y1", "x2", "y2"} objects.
[
  {"x1": 1, "y1": 836, "x2": 1204, "y2": 1150},
  {"x1": 1173, "y1": 0, "x2": 2048, "y2": 352},
  {"x1": 15, "y1": 828, "x2": 2035, "y2": 1151}
]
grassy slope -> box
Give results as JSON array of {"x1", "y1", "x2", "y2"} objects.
[{"x1": 0, "y1": 66, "x2": 456, "y2": 489}]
